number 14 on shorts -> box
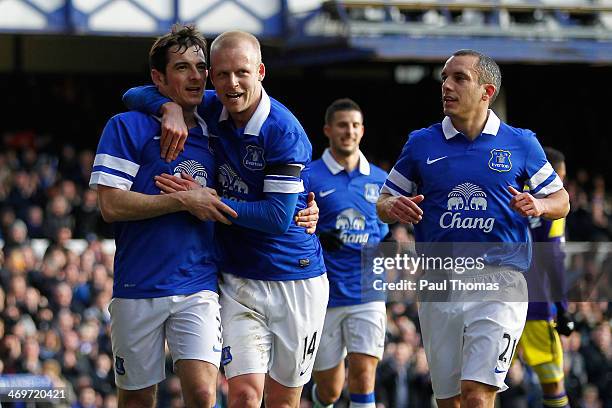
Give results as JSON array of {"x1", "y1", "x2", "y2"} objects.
[{"x1": 299, "y1": 331, "x2": 318, "y2": 376}]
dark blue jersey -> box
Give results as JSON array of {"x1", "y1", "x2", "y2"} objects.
[
  {"x1": 382, "y1": 111, "x2": 563, "y2": 270},
  {"x1": 90, "y1": 111, "x2": 218, "y2": 298},
  {"x1": 311, "y1": 149, "x2": 388, "y2": 306}
]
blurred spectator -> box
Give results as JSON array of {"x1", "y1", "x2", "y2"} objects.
[
  {"x1": 26, "y1": 205, "x2": 45, "y2": 238},
  {"x1": 376, "y1": 340, "x2": 433, "y2": 407},
  {"x1": 4, "y1": 219, "x2": 29, "y2": 250},
  {"x1": 579, "y1": 384, "x2": 603, "y2": 408},
  {"x1": 60, "y1": 180, "x2": 81, "y2": 209},
  {"x1": 58, "y1": 145, "x2": 79, "y2": 181},
  {"x1": 0, "y1": 206, "x2": 17, "y2": 239},
  {"x1": 19, "y1": 336, "x2": 42, "y2": 374},
  {"x1": 581, "y1": 322, "x2": 612, "y2": 404},
  {"x1": 562, "y1": 324, "x2": 590, "y2": 404},
  {"x1": 73, "y1": 385, "x2": 97, "y2": 408},
  {"x1": 40, "y1": 329, "x2": 62, "y2": 360},
  {"x1": 566, "y1": 169, "x2": 612, "y2": 242},
  {"x1": 75, "y1": 189, "x2": 103, "y2": 239},
  {"x1": 6, "y1": 170, "x2": 39, "y2": 220},
  {"x1": 499, "y1": 361, "x2": 529, "y2": 408},
  {"x1": 42, "y1": 358, "x2": 77, "y2": 407},
  {"x1": 44, "y1": 195, "x2": 75, "y2": 240},
  {"x1": 30, "y1": 244, "x2": 66, "y2": 299},
  {"x1": 91, "y1": 353, "x2": 114, "y2": 397}
]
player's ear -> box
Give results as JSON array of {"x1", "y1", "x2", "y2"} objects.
[
  {"x1": 258, "y1": 63, "x2": 265, "y2": 81},
  {"x1": 151, "y1": 69, "x2": 165, "y2": 87},
  {"x1": 483, "y1": 84, "x2": 495, "y2": 101},
  {"x1": 323, "y1": 124, "x2": 332, "y2": 139},
  {"x1": 209, "y1": 66, "x2": 216, "y2": 86}
]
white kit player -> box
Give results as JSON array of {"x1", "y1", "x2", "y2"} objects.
[{"x1": 377, "y1": 50, "x2": 570, "y2": 408}]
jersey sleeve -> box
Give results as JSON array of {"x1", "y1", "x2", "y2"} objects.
[
  {"x1": 89, "y1": 116, "x2": 141, "y2": 191},
  {"x1": 263, "y1": 130, "x2": 310, "y2": 194},
  {"x1": 123, "y1": 86, "x2": 216, "y2": 123},
  {"x1": 221, "y1": 192, "x2": 298, "y2": 234},
  {"x1": 123, "y1": 85, "x2": 170, "y2": 115},
  {"x1": 381, "y1": 133, "x2": 419, "y2": 196},
  {"x1": 524, "y1": 133, "x2": 563, "y2": 198}
]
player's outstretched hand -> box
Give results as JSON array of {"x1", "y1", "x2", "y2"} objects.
[
  {"x1": 160, "y1": 102, "x2": 188, "y2": 162},
  {"x1": 296, "y1": 192, "x2": 319, "y2": 234},
  {"x1": 384, "y1": 195, "x2": 425, "y2": 224},
  {"x1": 180, "y1": 188, "x2": 237, "y2": 224},
  {"x1": 507, "y1": 186, "x2": 545, "y2": 217}
]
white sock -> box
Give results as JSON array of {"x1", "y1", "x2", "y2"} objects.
[{"x1": 349, "y1": 392, "x2": 376, "y2": 408}]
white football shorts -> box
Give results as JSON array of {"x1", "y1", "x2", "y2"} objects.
[
  {"x1": 109, "y1": 290, "x2": 222, "y2": 390},
  {"x1": 313, "y1": 301, "x2": 386, "y2": 371},
  {"x1": 418, "y1": 269, "x2": 528, "y2": 399},
  {"x1": 219, "y1": 272, "x2": 329, "y2": 387}
]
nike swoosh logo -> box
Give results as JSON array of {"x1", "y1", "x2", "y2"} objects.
[
  {"x1": 153, "y1": 135, "x2": 161, "y2": 140},
  {"x1": 426, "y1": 156, "x2": 448, "y2": 165},
  {"x1": 212, "y1": 346, "x2": 222, "y2": 353},
  {"x1": 319, "y1": 189, "x2": 336, "y2": 198},
  {"x1": 494, "y1": 367, "x2": 507, "y2": 374},
  {"x1": 299, "y1": 361, "x2": 314, "y2": 376}
]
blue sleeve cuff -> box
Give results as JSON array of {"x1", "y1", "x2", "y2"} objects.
[{"x1": 221, "y1": 192, "x2": 299, "y2": 235}]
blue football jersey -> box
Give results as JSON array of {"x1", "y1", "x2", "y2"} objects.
[
  {"x1": 89, "y1": 111, "x2": 219, "y2": 298},
  {"x1": 198, "y1": 89, "x2": 326, "y2": 281},
  {"x1": 311, "y1": 149, "x2": 388, "y2": 307},
  {"x1": 382, "y1": 111, "x2": 563, "y2": 271}
]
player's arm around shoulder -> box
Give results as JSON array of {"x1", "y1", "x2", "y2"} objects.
[
  {"x1": 96, "y1": 185, "x2": 188, "y2": 223},
  {"x1": 91, "y1": 113, "x2": 225, "y2": 223}
]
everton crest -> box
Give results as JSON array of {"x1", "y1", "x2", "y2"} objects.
[
  {"x1": 488, "y1": 149, "x2": 512, "y2": 172},
  {"x1": 364, "y1": 183, "x2": 380, "y2": 203},
  {"x1": 243, "y1": 145, "x2": 265, "y2": 170},
  {"x1": 221, "y1": 346, "x2": 233, "y2": 366}
]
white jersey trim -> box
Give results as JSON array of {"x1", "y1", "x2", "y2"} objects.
[
  {"x1": 89, "y1": 171, "x2": 133, "y2": 191},
  {"x1": 381, "y1": 184, "x2": 403, "y2": 197},
  {"x1": 442, "y1": 110, "x2": 501, "y2": 139},
  {"x1": 528, "y1": 162, "x2": 554, "y2": 191},
  {"x1": 263, "y1": 179, "x2": 305, "y2": 194},
  {"x1": 219, "y1": 87, "x2": 271, "y2": 137},
  {"x1": 532, "y1": 175, "x2": 563, "y2": 198},
  {"x1": 322, "y1": 148, "x2": 371, "y2": 176},
  {"x1": 387, "y1": 168, "x2": 416, "y2": 195},
  {"x1": 94, "y1": 154, "x2": 140, "y2": 177}
]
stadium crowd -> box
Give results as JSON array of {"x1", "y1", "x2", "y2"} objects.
[{"x1": 0, "y1": 139, "x2": 610, "y2": 407}]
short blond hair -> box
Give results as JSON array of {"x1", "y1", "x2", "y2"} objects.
[{"x1": 210, "y1": 31, "x2": 262, "y2": 64}]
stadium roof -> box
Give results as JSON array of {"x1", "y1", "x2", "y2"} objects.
[{"x1": 1, "y1": 0, "x2": 611, "y2": 63}]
